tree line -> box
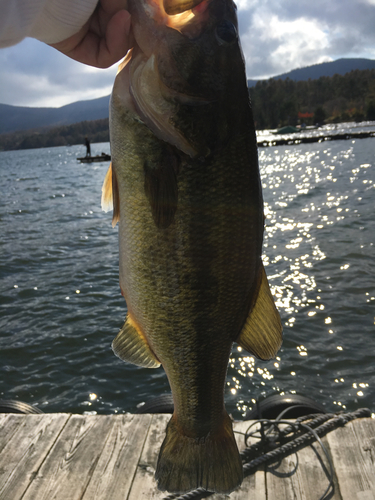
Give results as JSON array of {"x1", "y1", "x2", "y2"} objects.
[
  {"x1": 1, "y1": 68, "x2": 375, "y2": 151},
  {"x1": 0, "y1": 119, "x2": 109, "y2": 152},
  {"x1": 249, "y1": 69, "x2": 375, "y2": 129}
]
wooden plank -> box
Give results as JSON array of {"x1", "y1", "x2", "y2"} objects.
[
  {"x1": 326, "y1": 418, "x2": 375, "y2": 500},
  {"x1": 127, "y1": 414, "x2": 170, "y2": 500},
  {"x1": 264, "y1": 452, "x2": 303, "y2": 500},
  {"x1": 260, "y1": 428, "x2": 342, "y2": 500},
  {"x1": 0, "y1": 414, "x2": 70, "y2": 500},
  {"x1": 222, "y1": 420, "x2": 266, "y2": 500},
  {"x1": 82, "y1": 413, "x2": 153, "y2": 500},
  {"x1": 0, "y1": 414, "x2": 24, "y2": 454},
  {"x1": 356, "y1": 493, "x2": 375, "y2": 500},
  {"x1": 21, "y1": 414, "x2": 115, "y2": 500},
  {"x1": 0, "y1": 414, "x2": 373, "y2": 500}
]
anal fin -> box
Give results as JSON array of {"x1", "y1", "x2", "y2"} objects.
[
  {"x1": 112, "y1": 314, "x2": 161, "y2": 368},
  {"x1": 236, "y1": 264, "x2": 283, "y2": 360}
]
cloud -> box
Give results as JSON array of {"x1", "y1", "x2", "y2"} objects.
[
  {"x1": 0, "y1": 0, "x2": 374, "y2": 107},
  {"x1": 0, "y1": 38, "x2": 116, "y2": 107},
  {"x1": 239, "y1": 14, "x2": 332, "y2": 78},
  {"x1": 237, "y1": 0, "x2": 375, "y2": 78}
]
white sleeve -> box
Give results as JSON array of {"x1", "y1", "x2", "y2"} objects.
[{"x1": 0, "y1": 0, "x2": 98, "y2": 48}]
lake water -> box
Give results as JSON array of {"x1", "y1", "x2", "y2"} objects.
[{"x1": 1, "y1": 125, "x2": 374, "y2": 418}]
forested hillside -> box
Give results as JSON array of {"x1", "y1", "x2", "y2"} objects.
[
  {"x1": 0, "y1": 119, "x2": 109, "y2": 151},
  {"x1": 249, "y1": 69, "x2": 375, "y2": 129},
  {"x1": 1, "y1": 69, "x2": 375, "y2": 151},
  {"x1": 0, "y1": 96, "x2": 110, "y2": 135}
]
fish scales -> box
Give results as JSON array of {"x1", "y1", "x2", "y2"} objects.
[{"x1": 103, "y1": 0, "x2": 282, "y2": 493}]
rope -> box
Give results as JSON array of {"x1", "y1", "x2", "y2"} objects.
[
  {"x1": 162, "y1": 488, "x2": 212, "y2": 500},
  {"x1": 162, "y1": 407, "x2": 371, "y2": 500}
]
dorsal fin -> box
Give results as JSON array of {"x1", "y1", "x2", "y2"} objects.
[
  {"x1": 112, "y1": 314, "x2": 161, "y2": 368},
  {"x1": 236, "y1": 264, "x2": 282, "y2": 360}
]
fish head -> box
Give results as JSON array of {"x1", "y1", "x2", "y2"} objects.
[{"x1": 115, "y1": 0, "x2": 249, "y2": 158}]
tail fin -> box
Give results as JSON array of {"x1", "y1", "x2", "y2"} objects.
[{"x1": 155, "y1": 413, "x2": 243, "y2": 494}]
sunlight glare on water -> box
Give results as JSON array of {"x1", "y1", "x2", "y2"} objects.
[{"x1": 226, "y1": 138, "x2": 375, "y2": 417}]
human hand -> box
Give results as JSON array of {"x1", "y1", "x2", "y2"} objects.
[{"x1": 50, "y1": 0, "x2": 131, "y2": 68}]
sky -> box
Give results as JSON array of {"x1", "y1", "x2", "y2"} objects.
[{"x1": 1, "y1": 0, "x2": 375, "y2": 108}]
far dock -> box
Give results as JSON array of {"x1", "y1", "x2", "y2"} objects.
[{"x1": 257, "y1": 129, "x2": 375, "y2": 147}]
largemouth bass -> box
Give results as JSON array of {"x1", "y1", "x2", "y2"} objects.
[{"x1": 102, "y1": 0, "x2": 282, "y2": 493}]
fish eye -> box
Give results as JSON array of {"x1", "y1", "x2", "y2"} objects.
[{"x1": 215, "y1": 20, "x2": 238, "y2": 45}]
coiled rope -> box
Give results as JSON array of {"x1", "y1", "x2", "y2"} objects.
[{"x1": 162, "y1": 407, "x2": 371, "y2": 500}]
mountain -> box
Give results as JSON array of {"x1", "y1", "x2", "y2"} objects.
[
  {"x1": 247, "y1": 58, "x2": 375, "y2": 87},
  {"x1": 1, "y1": 58, "x2": 375, "y2": 135},
  {"x1": 0, "y1": 95, "x2": 110, "y2": 135}
]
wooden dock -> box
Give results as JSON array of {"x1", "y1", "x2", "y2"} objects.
[{"x1": 0, "y1": 412, "x2": 374, "y2": 499}]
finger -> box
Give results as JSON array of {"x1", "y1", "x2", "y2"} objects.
[
  {"x1": 98, "y1": 9, "x2": 131, "y2": 67},
  {"x1": 93, "y1": 0, "x2": 128, "y2": 37},
  {"x1": 56, "y1": 9, "x2": 131, "y2": 68},
  {"x1": 100, "y1": 0, "x2": 128, "y2": 17}
]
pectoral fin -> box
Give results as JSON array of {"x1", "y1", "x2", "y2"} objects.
[
  {"x1": 236, "y1": 264, "x2": 282, "y2": 360},
  {"x1": 101, "y1": 163, "x2": 113, "y2": 212},
  {"x1": 111, "y1": 165, "x2": 120, "y2": 228},
  {"x1": 101, "y1": 163, "x2": 120, "y2": 227},
  {"x1": 112, "y1": 314, "x2": 161, "y2": 368}
]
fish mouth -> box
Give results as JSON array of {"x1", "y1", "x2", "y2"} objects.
[
  {"x1": 132, "y1": 0, "x2": 212, "y2": 38},
  {"x1": 163, "y1": 0, "x2": 208, "y2": 15}
]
